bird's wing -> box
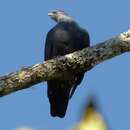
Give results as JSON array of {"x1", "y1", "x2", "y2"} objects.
[
  {"x1": 44, "y1": 31, "x2": 53, "y2": 61},
  {"x1": 69, "y1": 73, "x2": 85, "y2": 98},
  {"x1": 45, "y1": 25, "x2": 71, "y2": 60}
]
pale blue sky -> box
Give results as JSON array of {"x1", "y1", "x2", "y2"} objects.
[{"x1": 0, "y1": 0, "x2": 130, "y2": 130}]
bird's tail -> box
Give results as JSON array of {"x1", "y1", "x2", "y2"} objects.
[{"x1": 47, "y1": 81, "x2": 71, "y2": 118}]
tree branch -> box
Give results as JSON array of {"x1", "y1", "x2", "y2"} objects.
[{"x1": 0, "y1": 29, "x2": 130, "y2": 97}]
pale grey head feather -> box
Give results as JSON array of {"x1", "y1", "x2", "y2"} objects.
[{"x1": 48, "y1": 10, "x2": 74, "y2": 23}]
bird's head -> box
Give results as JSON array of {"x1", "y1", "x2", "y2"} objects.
[{"x1": 48, "y1": 10, "x2": 74, "y2": 23}]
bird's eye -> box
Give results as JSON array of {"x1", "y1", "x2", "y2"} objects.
[{"x1": 52, "y1": 11, "x2": 57, "y2": 14}]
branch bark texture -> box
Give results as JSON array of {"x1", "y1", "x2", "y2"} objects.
[{"x1": 0, "y1": 30, "x2": 130, "y2": 97}]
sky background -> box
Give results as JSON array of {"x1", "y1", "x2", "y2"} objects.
[{"x1": 0, "y1": 0, "x2": 130, "y2": 130}]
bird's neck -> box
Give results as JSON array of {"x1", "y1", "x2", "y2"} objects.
[{"x1": 57, "y1": 15, "x2": 74, "y2": 23}]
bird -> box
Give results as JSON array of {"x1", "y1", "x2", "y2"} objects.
[{"x1": 44, "y1": 10, "x2": 90, "y2": 117}]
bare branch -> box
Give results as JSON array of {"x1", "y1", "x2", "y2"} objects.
[{"x1": 0, "y1": 29, "x2": 130, "y2": 97}]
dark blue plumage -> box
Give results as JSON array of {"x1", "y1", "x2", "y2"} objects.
[{"x1": 44, "y1": 10, "x2": 90, "y2": 117}]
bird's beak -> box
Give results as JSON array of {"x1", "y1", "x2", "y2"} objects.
[{"x1": 48, "y1": 12, "x2": 53, "y2": 16}]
